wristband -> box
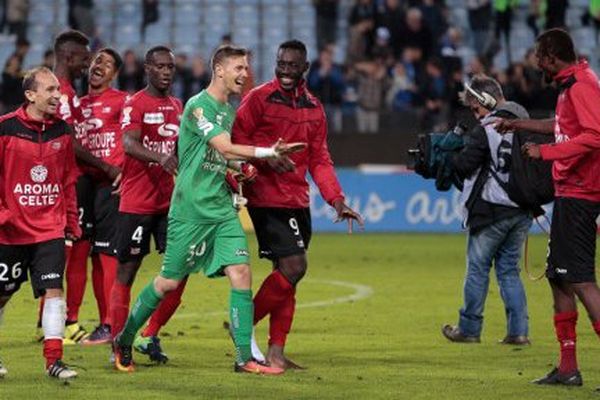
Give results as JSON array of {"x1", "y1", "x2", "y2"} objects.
[{"x1": 254, "y1": 146, "x2": 277, "y2": 158}]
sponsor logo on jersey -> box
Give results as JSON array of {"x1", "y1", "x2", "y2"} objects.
[
  {"x1": 143, "y1": 112, "x2": 165, "y2": 124},
  {"x1": 51, "y1": 142, "x2": 62, "y2": 150},
  {"x1": 41, "y1": 273, "x2": 60, "y2": 281},
  {"x1": 30, "y1": 165, "x2": 48, "y2": 183},
  {"x1": 235, "y1": 249, "x2": 249, "y2": 257},
  {"x1": 83, "y1": 118, "x2": 104, "y2": 132},
  {"x1": 296, "y1": 240, "x2": 305, "y2": 248},
  {"x1": 555, "y1": 267, "x2": 567, "y2": 274},
  {"x1": 158, "y1": 106, "x2": 175, "y2": 111},
  {"x1": 193, "y1": 107, "x2": 215, "y2": 136},
  {"x1": 72, "y1": 95, "x2": 80, "y2": 107},
  {"x1": 157, "y1": 123, "x2": 179, "y2": 137},
  {"x1": 121, "y1": 106, "x2": 133, "y2": 128},
  {"x1": 59, "y1": 95, "x2": 71, "y2": 119},
  {"x1": 14, "y1": 182, "x2": 61, "y2": 206},
  {"x1": 102, "y1": 106, "x2": 112, "y2": 113}
]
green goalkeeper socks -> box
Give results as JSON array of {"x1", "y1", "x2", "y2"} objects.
[
  {"x1": 230, "y1": 288, "x2": 253, "y2": 364},
  {"x1": 120, "y1": 281, "x2": 163, "y2": 346}
]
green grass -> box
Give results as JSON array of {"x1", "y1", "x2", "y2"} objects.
[{"x1": 1, "y1": 233, "x2": 600, "y2": 399}]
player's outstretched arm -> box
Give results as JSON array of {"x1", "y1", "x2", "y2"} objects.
[
  {"x1": 209, "y1": 133, "x2": 306, "y2": 161},
  {"x1": 490, "y1": 117, "x2": 555, "y2": 135},
  {"x1": 123, "y1": 129, "x2": 178, "y2": 175}
]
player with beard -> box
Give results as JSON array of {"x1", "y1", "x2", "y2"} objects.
[
  {"x1": 109, "y1": 46, "x2": 187, "y2": 365},
  {"x1": 0, "y1": 67, "x2": 80, "y2": 379},
  {"x1": 46, "y1": 31, "x2": 123, "y2": 345},
  {"x1": 231, "y1": 40, "x2": 363, "y2": 370},
  {"x1": 114, "y1": 45, "x2": 304, "y2": 374},
  {"x1": 495, "y1": 29, "x2": 600, "y2": 387},
  {"x1": 78, "y1": 48, "x2": 128, "y2": 345}
]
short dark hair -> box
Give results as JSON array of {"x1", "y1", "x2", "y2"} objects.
[
  {"x1": 54, "y1": 30, "x2": 89, "y2": 53},
  {"x1": 461, "y1": 74, "x2": 504, "y2": 106},
  {"x1": 98, "y1": 47, "x2": 123, "y2": 70},
  {"x1": 278, "y1": 40, "x2": 307, "y2": 58},
  {"x1": 22, "y1": 66, "x2": 53, "y2": 92},
  {"x1": 536, "y1": 28, "x2": 576, "y2": 63},
  {"x1": 145, "y1": 45, "x2": 173, "y2": 64},
  {"x1": 210, "y1": 45, "x2": 248, "y2": 71}
]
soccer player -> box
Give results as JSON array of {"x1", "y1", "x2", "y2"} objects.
[
  {"x1": 113, "y1": 45, "x2": 304, "y2": 374},
  {"x1": 52, "y1": 30, "x2": 121, "y2": 344},
  {"x1": 495, "y1": 29, "x2": 600, "y2": 387},
  {"x1": 231, "y1": 39, "x2": 363, "y2": 369},
  {"x1": 78, "y1": 48, "x2": 128, "y2": 344},
  {"x1": 109, "y1": 46, "x2": 187, "y2": 363},
  {"x1": 0, "y1": 67, "x2": 81, "y2": 379}
]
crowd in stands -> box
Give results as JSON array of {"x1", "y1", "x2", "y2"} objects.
[{"x1": 1, "y1": 0, "x2": 600, "y2": 134}]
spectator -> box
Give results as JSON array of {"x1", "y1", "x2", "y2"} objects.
[
  {"x1": 386, "y1": 62, "x2": 417, "y2": 111},
  {"x1": 371, "y1": 27, "x2": 395, "y2": 65},
  {"x1": 307, "y1": 45, "x2": 346, "y2": 133},
  {"x1": 171, "y1": 52, "x2": 190, "y2": 101},
  {"x1": 439, "y1": 27, "x2": 466, "y2": 76},
  {"x1": 467, "y1": 0, "x2": 492, "y2": 57},
  {"x1": 314, "y1": 0, "x2": 338, "y2": 50},
  {"x1": 401, "y1": 8, "x2": 434, "y2": 61},
  {"x1": 6, "y1": 0, "x2": 28, "y2": 42},
  {"x1": 186, "y1": 55, "x2": 210, "y2": 99},
  {"x1": 142, "y1": 0, "x2": 159, "y2": 39},
  {"x1": 419, "y1": 0, "x2": 447, "y2": 43},
  {"x1": 68, "y1": 0, "x2": 96, "y2": 38},
  {"x1": 1, "y1": 54, "x2": 25, "y2": 112},
  {"x1": 118, "y1": 49, "x2": 144, "y2": 94},
  {"x1": 375, "y1": 0, "x2": 406, "y2": 58},
  {"x1": 493, "y1": 0, "x2": 518, "y2": 65},
  {"x1": 347, "y1": 0, "x2": 376, "y2": 63},
  {"x1": 13, "y1": 37, "x2": 29, "y2": 62},
  {"x1": 41, "y1": 49, "x2": 55, "y2": 69},
  {"x1": 546, "y1": 0, "x2": 568, "y2": 29},
  {"x1": 420, "y1": 57, "x2": 447, "y2": 130},
  {"x1": 354, "y1": 58, "x2": 389, "y2": 133}
]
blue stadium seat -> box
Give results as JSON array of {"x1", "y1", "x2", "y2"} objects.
[
  {"x1": 174, "y1": 25, "x2": 201, "y2": 45},
  {"x1": 0, "y1": 35, "x2": 16, "y2": 69},
  {"x1": 23, "y1": 44, "x2": 46, "y2": 69},
  {"x1": 174, "y1": 2, "x2": 202, "y2": 25}
]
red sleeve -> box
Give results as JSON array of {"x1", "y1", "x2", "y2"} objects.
[
  {"x1": 231, "y1": 91, "x2": 262, "y2": 145},
  {"x1": 63, "y1": 135, "x2": 81, "y2": 237},
  {"x1": 0, "y1": 137, "x2": 12, "y2": 225},
  {"x1": 308, "y1": 106, "x2": 344, "y2": 205},
  {"x1": 540, "y1": 82, "x2": 600, "y2": 160}
]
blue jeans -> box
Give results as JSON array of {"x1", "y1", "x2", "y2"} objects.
[{"x1": 458, "y1": 213, "x2": 532, "y2": 337}]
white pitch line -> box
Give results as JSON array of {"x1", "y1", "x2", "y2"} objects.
[{"x1": 172, "y1": 279, "x2": 374, "y2": 320}]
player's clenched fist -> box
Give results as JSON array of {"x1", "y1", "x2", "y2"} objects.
[{"x1": 160, "y1": 153, "x2": 178, "y2": 175}]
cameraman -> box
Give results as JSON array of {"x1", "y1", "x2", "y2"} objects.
[{"x1": 442, "y1": 75, "x2": 533, "y2": 345}]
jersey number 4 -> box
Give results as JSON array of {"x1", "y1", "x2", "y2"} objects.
[{"x1": 132, "y1": 226, "x2": 144, "y2": 244}]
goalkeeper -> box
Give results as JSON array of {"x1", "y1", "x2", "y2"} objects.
[{"x1": 113, "y1": 45, "x2": 304, "y2": 375}]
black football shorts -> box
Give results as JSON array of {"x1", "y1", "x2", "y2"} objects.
[
  {"x1": 248, "y1": 207, "x2": 312, "y2": 260},
  {"x1": 92, "y1": 185, "x2": 120, "y2": 256},
  {"x1": 546, "y1": 197, "x2": 600, "y2": 283},
  {"x1": 116, "y1": 212, "x2": 168, "y2": 263},
  {"x1": 0, "y1": 239, "x2": 65, "y2": 298}
]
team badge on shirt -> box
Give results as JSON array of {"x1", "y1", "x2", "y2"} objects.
[{"x1": 30, "y1": 165, "x2": 48, "y2": 183}]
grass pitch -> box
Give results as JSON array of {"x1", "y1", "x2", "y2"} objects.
[{"x1": 1, "y1": 233, "x2": 600, "y2": 399}]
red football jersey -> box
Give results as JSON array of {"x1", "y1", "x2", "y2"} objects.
[
  {"x1": 119, "y1": 89, "x2": 182, "y2": 214},
  {"x1": 0, "y1": 106, "x2": 80, "y2": 245},
  {"x1": 57, "y1": 77, "x2": 85, "y2": 143},
  {"x1": 80, "y1": 88, "x2": 128, "y2": 180},
  {"x1": 539, "y1": 61, "x2": 600, "y2": 202},
  {"x1": 232, "y1": 78, "x2": 344, "y2": 208}
]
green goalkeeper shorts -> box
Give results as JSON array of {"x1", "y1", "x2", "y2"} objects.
[{"x1": 160, "y1": 216, "x2": 250, "y2": 280}]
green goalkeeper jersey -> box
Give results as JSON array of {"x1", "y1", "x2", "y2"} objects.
[{"x1": 169, "y1": 90, "x2": 237, "y2": 223}]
